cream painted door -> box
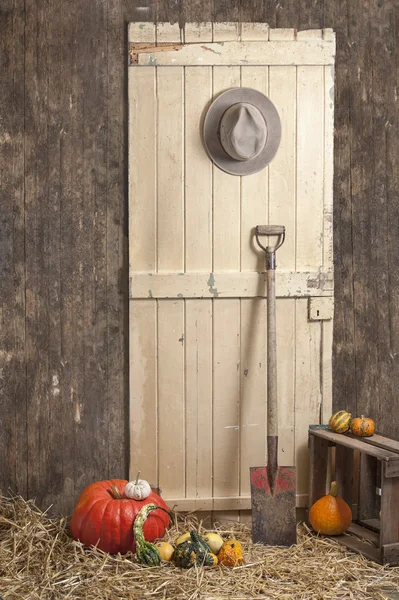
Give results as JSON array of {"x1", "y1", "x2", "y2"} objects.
[{"x1": 128, "y1": 22, "x2": 335, "y2": 518}]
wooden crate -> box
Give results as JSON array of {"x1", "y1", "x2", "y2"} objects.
[{"x1": 308, "y1": 425, "x2": 399, "y2": 565}]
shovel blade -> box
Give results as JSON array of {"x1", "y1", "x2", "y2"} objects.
[{"x1": 250, "y1": 465, "x2": 297, "y2": 546}]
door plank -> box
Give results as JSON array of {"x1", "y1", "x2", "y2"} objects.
[
  {"x1": 296, "y1": 65, "x2": 324, "y2": 271},
  {"x1": 239, "y1": 298, "x2": 267, "y2": 495},
  {"x1": 212, "y1": 66, "x2": 241, "y2": 271},
  {"x1": 157, "y1": 67, "x2": 184, "y2": 272},
  {"x1": 295, "y1": 298, "x2": 322, "y2": 498},
  {"x1": 128, "y1": 67, "x2": 157, "y2": 271},
  {"x1": 268, "y1": 61, "x2": 296, "y2": 270},
  {"x1": 321, "y1": 319, "x2": 334, "y2": 423},
  {"x1": 240, "y1": 66, "x2": 269, "y2": 273},
  {"x1": 213, "y1": 299, "x2": 241, "y2": 522},
  {"x1": 130, "y1": 270, "x2": 332, "y2": 299},
  {"x1": 184, "y1": 66, "x2": 213, "y2": 272},
  {"x1": 184, "y1": 22, "x2": 213, "y2": 43},
  {"x1": 277, "y1": 299, "x2": 296, "y2": 466},
  {"x1": 130, "y1": 300, "x2": 158, "y2": 485},
  {"x1": 185, "y1": 300, "x2": 213, "y2": 499},
  {"x1": 158, "y1": 300, "x2": 185, "y2": 497},
  {"x1": 128, "y1": 22, "x2": 155, "y2": 44}
]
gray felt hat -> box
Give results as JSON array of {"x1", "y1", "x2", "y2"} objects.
[{"x1": 203, "y1": 88, "x2": 281, "y2": 176}]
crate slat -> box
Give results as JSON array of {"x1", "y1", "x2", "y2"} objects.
[
  {"x1": 334, "y1": 534, "x2": 381, "y2": 562},
  {"x1": 309, "y1": 427, "x2": 399, "y2": 462}
]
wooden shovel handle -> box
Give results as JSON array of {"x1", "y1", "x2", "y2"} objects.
[{"x1": 267, "y1": 268, "x2": 278, "y2": 441}]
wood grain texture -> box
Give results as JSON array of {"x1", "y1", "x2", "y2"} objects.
[
  {"x1": 0, "y1": 1, "x2": 27, "y2": 497},
  {"x1": 107, "y1": 0, "x2": 130, "y2": 481},
  {"x1": 2, "y1": 0, "x2": 399, "y2": 515},
  {"x1": 24, "y1": 0, "x2": 64, "y2": 509}
]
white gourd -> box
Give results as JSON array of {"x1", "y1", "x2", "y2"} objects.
[{"x1": 124, "y1": 471, "x2": 152, "y2": 500}]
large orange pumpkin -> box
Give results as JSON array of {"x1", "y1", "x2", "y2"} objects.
[
  {"x1": 70, "y1": 479, "x2": 169, "y2": 554},
  {"x1": 309, "y1": 481, "x2": 352, "y2": 535}
]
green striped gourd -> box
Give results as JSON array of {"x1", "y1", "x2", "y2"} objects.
[
  {"x1": 133, "y1": 503, "x2": 172, "y2": 566},
  {"x1": 173, "y1": 531, "x2": 218, "y2": 568},
  {"x1": 328, "y1": 410, "x2": 352, "y2": 434}
]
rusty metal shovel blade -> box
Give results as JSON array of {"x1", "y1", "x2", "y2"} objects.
[{"x1": 250, "y1": 465, "x2": 297, "y2": 546}]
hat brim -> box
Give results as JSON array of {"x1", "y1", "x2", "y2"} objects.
[{"x1": 203, "y1": 88, "x2": 281, "y2": 176}]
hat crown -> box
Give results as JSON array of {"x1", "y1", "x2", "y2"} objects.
[
  {"x1": 202, "y1": 87, "x2": 281, "y2": 176},
  {"x1": 220, "y1": 103, "x2": 267, "y2": 162}
]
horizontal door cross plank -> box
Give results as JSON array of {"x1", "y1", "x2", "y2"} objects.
[
  {"x1": 129, "y1": 40, "x2": 335, "y2": 67},
  {"x1": 129, "y1": 271, "x2": 334, "y2": 299},
  {"x1": 165, "y1": 493, "x2": 308, "y2": 511}
]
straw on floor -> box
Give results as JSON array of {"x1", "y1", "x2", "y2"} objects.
[{"x1": 1, "y1": 491, "x2": 399, "y2": 600}]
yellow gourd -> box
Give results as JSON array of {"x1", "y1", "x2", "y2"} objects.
[
  {"x1": 155, "y1": 541, "x2": 174, "y2": 561},
  {"x1": 202, "y1": 533, "x2": 224, "y2": 554},
  {"x1": 175, "y1": 532, "x2": 191, "y2": 546}
]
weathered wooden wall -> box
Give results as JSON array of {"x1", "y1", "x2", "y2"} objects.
[{"x1": 1, "y1": 0, "x2": 398, "y2": 515}]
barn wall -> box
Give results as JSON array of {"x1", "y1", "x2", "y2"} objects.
[{"x1": 1, "y1": 0, "x2": 398, "y2": 515}]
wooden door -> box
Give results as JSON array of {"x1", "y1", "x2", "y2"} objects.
[{"x1": 128, "y1": 22, "x2": 335, "y2": 518}]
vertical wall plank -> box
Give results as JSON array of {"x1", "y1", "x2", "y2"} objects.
[
  {"x1": 78, "y1": 0, "x2": 109, "y2": 500},
  {"x1": 25, "y1": 0, "x2": 52, "y2": 508},
  {"x1": 185, "y1": 300, "x2": 213, "y2": 499},
  {"x1": 158, "y1": 300, "x2": 185, "y2": 497},
  {"x1": 185, "y1": 66, "x2": 213, "y2": 271},
  {"x1": 107, "y1": 0, "x2": 130, "y2": 479},
  {"x1": 130, "y1": 301, "x2": 158, "y2": 485},
  {"x1": 0, "y1": 2, "x2": 27, "y2": 497},
  {"x1": 330, "y1": 1, "x2": 357, "y2": 416},
  {"x1": 212, "y1": 67, "x2": 241, "y2": 271},
  {"x1": 157, "y1": 67, "x2": 184, "y2": 272}
]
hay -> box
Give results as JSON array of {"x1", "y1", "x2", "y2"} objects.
[{"x1": 1, "y1": 492, "x2": 399, "y2": 600}]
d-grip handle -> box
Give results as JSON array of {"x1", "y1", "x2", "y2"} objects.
[
  {"x1": 255, "y1": 225, "x2": 285, "y2": 256},
  {"x1": 256, "y1": 225, "x2": 285, "y2": 236}
]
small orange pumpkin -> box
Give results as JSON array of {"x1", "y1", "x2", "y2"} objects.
[
  {"x1": 309, "y1": 481, "x2": 352, "y2": 535},
  {"x1": 350, "y1": 415, "x2": 375, "y2": 437},
  {"x1": 218, "y1": 539, "x2": 244, "y2": 566}
]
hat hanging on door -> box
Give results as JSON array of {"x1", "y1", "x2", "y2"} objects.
[{"x1": 203, "y1": 88, "x2": 281, "y2": 176}]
